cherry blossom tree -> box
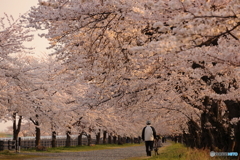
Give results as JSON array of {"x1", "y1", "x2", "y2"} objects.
[
  {"x1": 0, "y1": 14, "x2": 34, "y2": 140},
  {"x1": 26, "y1": 0, "x2": 240, "y2": 154}
]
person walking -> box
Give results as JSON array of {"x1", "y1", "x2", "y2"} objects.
[{"x1": 142, "y1": 120, "x2": 157, "y2": 156}]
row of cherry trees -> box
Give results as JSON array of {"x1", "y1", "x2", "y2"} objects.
[
  {"x1": 0, "y1": 14, "x2": 34, "y2": 140},
  {"x1": 1, "y1": 0, "x2": 240, "y2": 155},
  {"x1": 0, "y1": 13, "x2": 143, "y2": 147},
  {"x1": 26, "y1": 0, "x2": 240, "y2": 153}
]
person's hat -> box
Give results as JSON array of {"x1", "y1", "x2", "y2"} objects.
[{"x1": 146, "y1": 120, "x2": 151, "y2": 125}]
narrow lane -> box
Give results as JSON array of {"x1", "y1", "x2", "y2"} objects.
[
  {"x1": 24, "y1": 142, "x2": 171, "y2": 160},
  {"x1": 24, "y1": 145, "x2": 146, "y2": 160}
]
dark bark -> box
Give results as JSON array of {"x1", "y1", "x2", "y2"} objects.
[
  {"x1": 78, "y1": 132, "x2": 83, "y2": 146},
  {"x1": 35, "y1": 124, "x2": 41, "y2": 147},
  {"x1": 178, "y1": 135, "x2": 183, "y2": 144},
  {"x1": 30, "y1": 116, "x2": 41, "y2": 147},
  {"x1": 130, "y1": 137, "x2": 133, "y2": 144},
  {"x1": 108, "y1": 133, "x2": 112, "y2": 144},
  {"x1": 122, "y1": 137, "x2": 126, "y2": 144},
  {"x1": 113, "y1": 136, "x2": 117, "y2": 144},
  {"x1": 12, "y1": 113, "x2": 22, "y2": 141},
  {"x1": 225, "y1": 98, "x2": 240, "y2": 155},
  {"x1": 51, "y1": 131, "x2": 56, "y2": 148},
  {"x1": 183, "y1": 131, "x2": 190, "y2": 146},
  {"x1": 206, "y1": 100, "x2": 239, "y2": 152},
  {"x1": 209, "y1": 100, "x2": 228, "y2": 151},
  {"x1": 201, "y1": 97, "x2": 229, "y2": 151},
  {"x1": 96, "y1": 132, "x2": 100, "y2": 144},
  {"x1": 87, "y1": 134, "x2": 91, "y2": 146},
  {"x1": 117, "y1": 135, "x2": 122, "y2": 145},
  {"x1": 201, "y1": 110, "x2": 216, "y2": 150},
  {"x1": 66, "y1": 131, "x2": 71, "y2": 147},
  {"x1": 103, "y1": 131, "x2": 107, "y2": 144},
  {"x1": 224, "y1": 100, "x2": 240, "y2": 153},
  {"x1": 234, "y1": 122, "x2": 240, "y2": 160},
  {"x1": 187, "y1": 119, "x2": 201, "y2": 148}
]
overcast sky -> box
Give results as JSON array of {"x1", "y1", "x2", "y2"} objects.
[
  {"x1": 0, "y1": 0, "x2": 49, "y2": 132},
  {"x1": 0, "y1": 0, "x2": 51, "y2": 59},
  {"x1": 0, "y1": 0, "x2": 38, "y2": 18}
]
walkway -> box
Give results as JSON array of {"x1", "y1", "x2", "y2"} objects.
[
  {"x1": 24, "y1": 142, "x2": 170, "y2": 160},
  {"x1": 24, "y1": 146, "x2": 145, "y2": 160}
]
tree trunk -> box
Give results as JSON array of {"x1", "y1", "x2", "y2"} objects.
[
  {"x1": 122, "y1": 137, "x2": 126, "y2": 144},
  {"x1": 35, "y1": 124, "x2": 41, "y2": 147},
  {"x1": 51, "y1": 131, "x2": 56, "y2": 148},
  {"x1": 187, "y1": 119, "x2": 201, "y2": 148},
  {"x1": 234, "y1": 122, "x2": 240, "y2": 160},
  {"x1": 12, "y1": 113, "x2": 22, "y2": 141},
  {"x1": 113, "y1": 136, "x2": 117, "y2": 144},
  {"x1": 130, "y1": 137, "x2": 133, "y2": 144},
  {"x1": 96, "y1": 132, "x2": 100, "y2": 144},
  {"x1": 201, "y1": 110, "x2": 211, "y2": 149},
  {"x1": 108, "y1": 133, "x2": 112, "y2": 144},
  {"x1": 66, "y1": 131, "x2": 71, "y2": 147},
  {"x1": 30, "y1": 115, "x2": 41, "y2": 147},
  {"x1": 117, "y1": 135, "x2": 122, "y2": 145},
  {"x1": 224, "y1": 100, "x2": 240, "y2": 154},
  {"x1": 78, "y1": 132, "x2": 83, "y2": 146},
  {"x1": 103, "y1": 131, "x2": 107, "y2": 144},
  {"x1": 87, "y1": 134, "x2": 91, "y2": 146}
]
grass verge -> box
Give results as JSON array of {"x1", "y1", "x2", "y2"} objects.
[
  {"x1": 125, "y1": 142, "x2": 236, "y2": 160},
  {"x1": 0, "y1": 150, "x2": 40, "y2": 160},
  {"x1": 0, "y1": 133, "x2": 12, "y2": 138},
  {"x1": 0, "y1": 143, "x2": 143, "y2": 159},
  {"x1": 144, "y1": 142, "x2": 234, "y2": 160}
]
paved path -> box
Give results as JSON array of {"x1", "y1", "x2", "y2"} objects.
[
  {"x1": 23, "y1": 142, "x2": 171, "y2": 160},
  {"x1": 23, "y1": 146, "x2": 146, "y2": 160}
]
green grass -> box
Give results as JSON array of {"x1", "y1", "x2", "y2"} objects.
[
  {"x1": 124, "y1": 142, "x2": 234, "y2": 160},
  {"x1": 0, "y1": 133, "x2": 12, "y2": 138},
  {"x1": 0, "y1": 143, "x2": 143, "y2": 159},
  {"x1": 0, "y1": 150, "x2": 16, "y2": 155},
  {"x1": 143, "y1": 142, "x2": 232, "y2": 160},
  {"x1": 0, "y1": 150, "x2": 40, "y2": 160}
]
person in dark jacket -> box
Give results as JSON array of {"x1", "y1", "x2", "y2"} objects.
[{"x1": 142, "y1": 120, "x2": 157, "y2": 156}]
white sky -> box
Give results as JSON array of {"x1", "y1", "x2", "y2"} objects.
[
  {"x1": 0, "y1": 121, "x2": 12, "y2": 132},
  {"x1": 0, "y1": 0, "x2": 50, "y2": 132},
  {"x1": 0, "y1": 0, "x2": 51, "y2": 59},
  {"x1": 0, "y1": 0, "x2": 38, "y2": 17}
]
